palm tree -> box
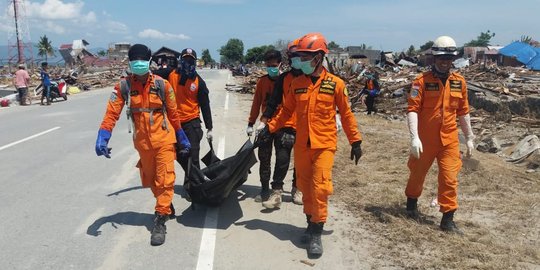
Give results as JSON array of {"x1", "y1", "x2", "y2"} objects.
[{"x1": 36, "y1": 35, "x2": 55, "y2": 62}]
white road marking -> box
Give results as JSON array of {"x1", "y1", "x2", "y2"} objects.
[
  {"x1": 224, "y1": 92, "x2": 229, "y2": 111},
  {"x1": 0, "y1": 126, "x2": 60, "y2": 151},
  {"x1": 195, "y1": 136, "x2": 224, "y2": 270}
]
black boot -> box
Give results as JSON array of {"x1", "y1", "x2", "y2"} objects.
[
  {"x1": 440, "y1": 210, "x2": 463, "y2": 235},
  {"x1": 300, "y1": 215, "x2": 313, "y2": 244},
  {"x1": 150, "y1": 213, "x2": 169, "y2": 246},
  {"x1": 40, "y1": 96, "x2": 45, "y2": 105},
  {"x1": 308, "y1": 222, "x2": 324, "y2": 258},
  {"x1": 406, "y1": 197, "x2": 420, "y2": 220},
  {"x1": 169, "y1": 203, "x2": 176, "y2": 219}
]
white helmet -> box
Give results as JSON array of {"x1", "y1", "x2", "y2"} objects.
[{"x1": 432, "y1": 36, "x2": 458, "y2": 56}]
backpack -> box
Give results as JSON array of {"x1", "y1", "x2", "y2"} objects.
[{"x1": 119, "y1": 77, "x2": 169, "y2": 138}]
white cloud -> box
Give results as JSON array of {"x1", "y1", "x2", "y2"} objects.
[
  {"x1": 26, "y1": 0, "x2": 91, "y2": 20},
  {"x1": 80, "y1": 11, "x2": 96, "y2": 23},
  {"x1": 44, "y1": 21, "x2": 65, "y2": 34},
  {"x1": 138, "y1": 29, "x2": 190, "y2": 40},
  {"x1": 106, "y1": 20, "x2": 129, "y2": 34}
]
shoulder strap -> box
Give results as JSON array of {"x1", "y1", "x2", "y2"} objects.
[
  {"x1": 153, "y1": 78, "x2": 170, "y2": 132},
  {"x1": 120, "y1": 79, "x2": 135, "y2": 136}
]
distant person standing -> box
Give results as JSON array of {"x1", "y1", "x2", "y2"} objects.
[
  {"x1": 360, "y1": 73, "x2": 380, "y2": 115},
  {"x1": 40, "y1": 62, "x2": 51, "y2": 105},
  {"x1": 13, "y1": 64, "x2": 30, "y2": 105}
]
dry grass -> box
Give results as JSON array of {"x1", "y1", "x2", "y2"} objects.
[{"x1": 332, "y1": 114, "x2": 540, "y2": 269}]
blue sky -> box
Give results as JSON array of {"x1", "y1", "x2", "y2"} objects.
[{"x1": 1, "y1": 0, "x2": 539, "y2": 60}]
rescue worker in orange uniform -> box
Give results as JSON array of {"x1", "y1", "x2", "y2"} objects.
[
  {"x1": 360, "y1": 72, "x2": 380, "y2": 115},
  {"x1": 165, "y1": 48, "x2": 213, "y2": 190},
  {"x1": 258, "y1": 33, "x2": 363, "y2": 257},
  {"x1": 246, "y1": 49, "x2": 284, "y2": 203},
  {"x1": 405, "y1": 36, "x2": 475, "y2": 234},
  {"x1": 259, "y1": 40, "x2": 304, "y2": 208},
  {"x1": 95, "y1": 44, "x2": 191, "y2": 246}
]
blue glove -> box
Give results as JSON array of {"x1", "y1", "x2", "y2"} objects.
[
  {"x1": 95, "y1": 129, "x2": 112, "y2": 158},
  {"x1": 176, "y1": 129, "x2": 191, "y2": 155}
]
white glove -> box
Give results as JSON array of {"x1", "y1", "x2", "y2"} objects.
[
  {"x1": 255, "y1": 122, "x2": 266, "y2": 135},
  {"x1": 411, "y1": 137, "x2": 423, "y2": 159},
  {"x1": 206, "y1": 129, "x2": 213, "y2": 143},
  {"x1": 466, "y1": 140, "x2": 474, "y2": 158},
  {"x1": 336, "y1": 113, "x2": 342, "y2": 132},
  {"x1": 407, "y1": 112, "x2": 423, "y2": 159},
  {"x1": 246, "y1": 126, "x2": 254, "y2": 137},
  {"x1": 459, "y1": 113, "x2": 475, "y2": 158}
]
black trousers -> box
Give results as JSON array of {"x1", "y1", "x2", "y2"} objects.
[
  {"x1": 366, "y1": 96, "x2": 377, "y2": 114},
  {"x1": 258, "y1": 127, "x2": 296, "y2": 190},
  {"x1": 17, "y1": 87, "x2": 28, "y2": 105},
  {"x1": 176, "y1": 118, "x2": 204, "y2": 183}
]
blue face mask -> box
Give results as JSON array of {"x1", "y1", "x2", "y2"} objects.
[
  {"x1": 299, "y1": 58, "x2": 316, "y2": 75},
  {"x1": 290, "y1": 57, "x2": 302, "y2": 70},
  {"x1": 266, "y1": 67, "x2": 279, "y2": 78},
  {"x1": 129, "y1": 60, "x2": 150, "y2": 75}
]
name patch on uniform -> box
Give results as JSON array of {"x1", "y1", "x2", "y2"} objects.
[
  {"x1": 149, "y1": 87, "x2": 159, "y2": 94},
  {"x1": 295, "y1": 88, "x2": 307, "y2": 94},
  {"x1": 425, "y1": 82, "x2": 439, "y2": 91},
  {"x1": 450, "y1": 80, "x2": 462, "y2": 92},
  {"x1": 130, "y1": 90, "x2": 139, "y2": 96},
  {"x1": 319, "y1": 88, "x2": 335, "y2": 95}
]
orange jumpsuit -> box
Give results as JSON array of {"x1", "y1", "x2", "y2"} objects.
[
  {"x1": 269, "y1": 68, "x2": 362, "y2": 223},
  {"x1": 405, "y1": 71, "x2": 469, "y2": 213},
  {"x1": 99, "y1": 74, "x2": 182, "y2": 215},
  {"x1": 248, "y1": 75, "x2": 275, "y2": 125}
]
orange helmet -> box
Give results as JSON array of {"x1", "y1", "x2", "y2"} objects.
[
  {"x1": 287, "y1": 39, "x2": 300, "y2": 53},
  {"x1": 296, "y1": 33, "x2": 328, "y2": 54}
]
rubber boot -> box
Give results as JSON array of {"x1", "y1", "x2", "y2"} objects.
[
  {"x1": 406, "y1": 197, "x2": 420, "y2": 221},
  {"x1": 300, "y1": 214, "x2": 313, "y2": 244},
  {"x1": 440, "y1": 210, "x2": 463, "y2": 235},
  {"x1": 169, "y1": 203, "x2": 176, "y2": 219},
  {"x1": 308, "y1": 222, "x2": 324, "y2": 258},
  {"x1": 150, "y1": 213, "x2": 169, "y2": 246}
]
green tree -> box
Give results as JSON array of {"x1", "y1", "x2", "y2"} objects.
[
  {"x1": 36, "y1": 35, "x2": 55, "y2": 61},
  {"x1": 201, "y1": 49, "x2": 215, "y2": 64},
  {"x1": 419, "y1": 41, "x2": 434, "y2": 51},
  {"x1": 328, "y1": 41, "x2": 340, "y2": 50},
  {"x1": 406, "y1": 45, "x2": 416, "y2": 56},
  {"x1": 245, "y1": 45, "x2": 275, "y2": 64},
  {"x1": 219, "y1": 38, "x2": 244, "y2": 65},
  {"x1": 97, "y1": 50, "x2": 107, "y2": 57},
  {"x1": 465, "y1": 30, "x2": 496, "y2": 47}
]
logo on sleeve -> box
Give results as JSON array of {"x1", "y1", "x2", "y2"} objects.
[
  {"x1": 190, "y1": 83, "x2": 197, "y2": 92},
  {"x1": 410, "y1": 84, "x2": 420, "y2": 98},
  {"x1": 109, "y1": 92, "x2": 117, "y2": 102}
]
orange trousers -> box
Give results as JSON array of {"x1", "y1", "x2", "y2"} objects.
[
  {"x1": 405, "y1": 140, "x2": 461, "y2": 213},
  {"x1": 294, "y1": 145, "x2": 335, "y2": 223},
  {"x1": 136, "y1": 144, "x2": 176, "y2": 215}
]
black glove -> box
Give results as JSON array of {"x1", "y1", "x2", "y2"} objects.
[
  {"x1": 350, "y1": 140, "x2": 362, "y2": 165},
  {"x1": 280, "y1": 132, "x2": 296, "y2": 148},
  {"x1": 257, "y1": 125, "x2": 272, "y2": 144}
]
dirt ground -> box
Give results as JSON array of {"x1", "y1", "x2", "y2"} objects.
[{"x1": 332, "y1": 113, "x2": 540, "y2": 269}]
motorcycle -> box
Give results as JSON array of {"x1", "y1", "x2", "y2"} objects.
[
  {"x1": 36, "y1": 78, "x2": 68, "y2": 102},
  {"x1": 49, "y1": 79, "x2": 68, "y2": 101}
]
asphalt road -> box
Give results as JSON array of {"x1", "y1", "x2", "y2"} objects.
[{"x1": 0, "y1": 69, "x2": 367, "y2": 270}]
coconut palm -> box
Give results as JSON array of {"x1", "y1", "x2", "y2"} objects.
[{"x1": 36, "y1": 35, "x2": 55, "y2": 62}]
